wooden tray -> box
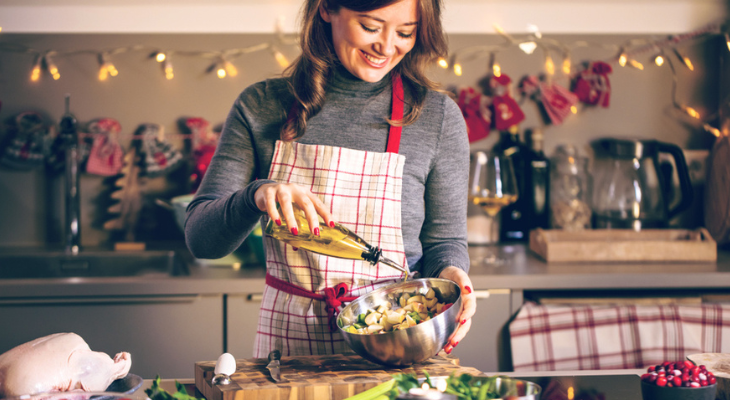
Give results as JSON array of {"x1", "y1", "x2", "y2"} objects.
[
  {"x1": 529, "y1": 228, "x2": 717, "y2": 263},
  {"x1": 194, "y1": 354, "x2": 482, "y2": 400}
]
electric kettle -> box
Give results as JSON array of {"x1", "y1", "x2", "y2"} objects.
[{"x1": 591, "y1": 138, "x2": 693, "y2": 230}]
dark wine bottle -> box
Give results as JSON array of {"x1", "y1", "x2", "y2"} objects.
[
  {"x1": 524, "y1": 128, "x2": 550, "y2": 231},
  {"x1": 492, "y1": 126, "x2": 529, "y2": 241}
]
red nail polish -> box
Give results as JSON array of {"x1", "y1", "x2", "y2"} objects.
[
  {"x1": 291, "y1": 227, "x2": 298, "y2": 236},
  {"x1": 329, "y1": 221, "x2": 335, "y2": 228},
  {"x1": 444, "y1": 345, "x2": 452, "y2": 354},
  {"x1": 465, "y1": 286, "x2": 472, "y2": 294},
  {"x1": 451, "y1": 341, "x2": 459, "y2": 347},
  {"x1": 461, "y1": 319, "x2": 467, "y2": 325},
  {"x1": 314, "y1": 227, "x2": 320, "y2": 236},
  {"x1": 275, "y1": 219, "x2": 282, "y2": 226}
]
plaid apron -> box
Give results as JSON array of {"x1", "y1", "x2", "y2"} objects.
[{"x1": 253, "y1": 74, "x2": 408, "y2": 357}]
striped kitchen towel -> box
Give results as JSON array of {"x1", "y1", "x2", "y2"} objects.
[{"x1": 510, "y1": 301, "x2": 730, "y2": 371}]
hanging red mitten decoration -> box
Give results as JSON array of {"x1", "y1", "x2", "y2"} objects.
[
  {"x1": 490, "y1": 74, "x2": 525, "y2": 131},
  {"x1": 521, "y1": 76, "x2": 579, "y2": 126},
  {"x1": 573, "y1": 61, "x2": 612, "y2": 108},
  {"x1": 456, "y1": 87, "x2": 492, "y2": 143},
  {"x1": 86, "y1": 118, "x2": 124, "y2": 176}
]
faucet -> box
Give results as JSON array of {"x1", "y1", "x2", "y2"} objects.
[{"x1": 60, "y1": 94, "x2": 81, "y2": 255}]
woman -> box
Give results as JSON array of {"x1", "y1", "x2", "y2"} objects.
[{"x1": 185, "y1": 0, "x2": 475, "y2": 358}]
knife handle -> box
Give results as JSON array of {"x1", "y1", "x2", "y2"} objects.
[{"x1": 269, "y1": 349, "x2": 281, "y2": 361}]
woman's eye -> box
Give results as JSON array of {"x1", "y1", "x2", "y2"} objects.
[
  {"x1": 360, "y1": 24, "x2": 378, "y2": 33},
  {"x1": 398, "y1": 31, "x2": 415, "y2": 39}
]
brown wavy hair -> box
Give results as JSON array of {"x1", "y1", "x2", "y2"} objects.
[{"x1": 280, "y1": 0, "x2": 448, "y2": 141}]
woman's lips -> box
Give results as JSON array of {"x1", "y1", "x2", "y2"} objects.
[{"x1": 360, "y1": 50, "x2": 388, "y2": 68}]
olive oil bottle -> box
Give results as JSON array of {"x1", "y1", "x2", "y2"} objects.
[{"x1": 264, "y1": 205, "x2": 408, "y2": 279}]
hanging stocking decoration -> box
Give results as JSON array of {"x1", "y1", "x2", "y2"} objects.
[
  {"x1": 456, "y1": 87, "x2": 492, "y2": 143},
  {"x1": 185, "y1": 117, "x2": 219, "y2": 191},
  {"x1": 86, "y1": 118, "x2": 125, "y2": 176},
  {"x1": 521, "y1": 75, "x2": 579, "y2": 126},
  {"x1": 135, "y1": 123, "x2": 184, "y2": 177},
  {"x1": 0, "y1": 112, "x2": 50, "y2": 170},
  {"x1": 573, "y1": 61, "x2": 612, "y2": 108},
  {"x1": 490, "y1": 74, "x2": 525, "y2": 131}
]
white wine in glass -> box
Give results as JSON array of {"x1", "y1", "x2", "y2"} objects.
[{"x1": 468, "y1": 151, "x2": 518, "y2": 264}]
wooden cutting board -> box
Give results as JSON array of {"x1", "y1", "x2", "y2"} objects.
[
  {"x1": 688, "y1": 353, "x2": 730, "y2": 400},
  {"x1": 195, "y1": 354, "x2": 482, "y2": 400}
]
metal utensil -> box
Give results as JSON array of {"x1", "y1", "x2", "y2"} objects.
[{"x1": 266, "y1": 349, "x2": 282, "y2": 383}]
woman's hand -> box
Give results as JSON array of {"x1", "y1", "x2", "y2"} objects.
[
  {"x1": 254, "y1": 182, "x2": 335, "y2": 236},
  {"x1": 438, "y1": 266, "x2": 476, "y2": 354}
]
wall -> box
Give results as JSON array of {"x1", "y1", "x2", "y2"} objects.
[{"x1": 0, "y1": 32, "x2": 724, "y2": 247}]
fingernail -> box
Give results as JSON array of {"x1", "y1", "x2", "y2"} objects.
[
  {"x1": 461, "y1": 319, "x2": 467, "y2": 325},
  {"x1": 292, "y1": 246, "x2": 298, "y2": 251},
  {"x1": 314, "y1": 227, "x2": 320, "y2": 236},
  {"x1": 329, "y1": 221, "x2": 335, "y2": 228},
  {"x1": 451, "y1": 340, "x2": 459, "y2": 347},
  {"x1": 275, "y1": 219, "x2": 282, "y2": 226},
  {"x1": 444, "y1": 345, "x2": 453, "y2": 354},
  {"x1": 291, "y1": 227, "x2": 298, "y2": 236},
  {"x1": 465, "y1": 286, "x2": 472, "y2": 294}
]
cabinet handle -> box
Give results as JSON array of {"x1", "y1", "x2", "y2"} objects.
[
  {"x1": 0, "y1": 294, "x2": 204, "y2": 306},
  {"x1": 247, "y1": 294, "x2": 264, "y2": 302}
]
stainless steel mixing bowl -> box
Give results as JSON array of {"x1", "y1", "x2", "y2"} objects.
[{"x1": 337, "y1": 278, "x2": 462, "y2": 367}]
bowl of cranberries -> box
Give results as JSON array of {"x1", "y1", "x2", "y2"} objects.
[{"x1": 641, "y1": 360, "x2": 717, "y2": 400}]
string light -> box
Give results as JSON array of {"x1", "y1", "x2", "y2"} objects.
[
  {"x1": 216, "y1": 62, "x2": 227, "y2": 79},
  {"x1": 437, "y1": 57, "x2": 448, "y2": 69},
  {"x1": 570, "y1": 105, "x2": 578, "y2": 114},
  {"x1": 493, "y1": 62, "x2": 502, "y2": 77},
  {"x1": 544, "y1": 52, "x2": 555, "y2": 76},
  {"x1": 562, "y1": 54, "x2": 571, "y2": 75},
  {"x1": 163, "y1": 59, "x2": 174, "y2": 80},
  {"x1": 30, "y1": 54, "x2": 42, "y2": 82},
  {"x1": 654, "y1": 54, "x2": 665, "y2": 66},
  {"x1": 684, "y1": 106, "x2": 701, "y2": 119},
  {"x1": 673, "y1": 48, "x2": 694, "y2": 71},
  {"x1": 155, "y1": 52, "x2": 166, "y2": 63},
  {"x1": 272, "y1": 47, "x2": 289, "y2": 69},
  {"x1": 618, "y1": 51, "x2": 628, "y2": 67},
  {"x1": 453, "y1": 62, "x2": 462, "y2": 76},
  {"x1": 628, "y1": 59, "x2": 644, "y2": 70},
  {"x1": 45, "y1": 53, "x2": 60, "y2": 80},
  {"x1": 518, "y1": 41, "x2": 537, "y2": 55},
  {"x1": 725, "y1": 32, "x2": 730, "y2": 52},
  {"x1": 223, "y1": 60, "x2": 238, "y2": 77},
  {"x1": 703, "y1": 123, "x2": 722, "y2": 137},
  {"x1": 97, "y1": 53, "x2": 118, "y2": 81}
]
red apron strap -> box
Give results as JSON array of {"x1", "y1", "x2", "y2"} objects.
[
  {"x1": 266, "y1": 273, "x2": 357, "y2": 332},
  {"x1": 386, "y1": 73, "x2": 404, "y2": 154},
  {"x1": 286, "y1": 73, "x2": 405, "y2": 154}
]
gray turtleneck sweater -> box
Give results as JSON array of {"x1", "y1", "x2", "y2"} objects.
[{"x1": 185, "y1": 67, "x2": 470, "y2": 278}]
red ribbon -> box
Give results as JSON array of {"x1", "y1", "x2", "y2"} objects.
[{"x1": 266, "y1": 273, "x2": 357, "y2": 332}]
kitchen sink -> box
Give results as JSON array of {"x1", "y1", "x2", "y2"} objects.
[{"x1": 0, "y1": 250, "x2": 189, "y2": 279}]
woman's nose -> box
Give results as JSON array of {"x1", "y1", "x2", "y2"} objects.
[{"x1": 375, "y1": 31, "x2": 397, "y2": 57}]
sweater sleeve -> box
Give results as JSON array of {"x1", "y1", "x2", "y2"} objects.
[
  {"x1": 184, "y1": 86, "x2": 273, "y2": 259},
  {"x1": 419, "y1": 95, "x2": 470, "y2": 278}
]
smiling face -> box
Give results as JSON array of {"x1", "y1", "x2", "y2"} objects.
[{"x1": 320, "y1": 0, "x2": 418, "y2": 83}]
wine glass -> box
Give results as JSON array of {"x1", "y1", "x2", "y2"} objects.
[{"x1": 468, "y1": 151, "x2": 518, "y2": 265}]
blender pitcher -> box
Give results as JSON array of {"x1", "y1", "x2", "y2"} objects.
[{"x1": 592, "y1": 138, "x2": 693, "y2": 230}]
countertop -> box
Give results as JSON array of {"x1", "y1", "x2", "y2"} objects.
[{"x1": 1, "y1": 243, "x2": 729, "y2": 298}]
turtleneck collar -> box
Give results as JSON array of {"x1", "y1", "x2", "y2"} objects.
[{"x1": 328, "y1": 63, "x2": 391, "y2": 95}]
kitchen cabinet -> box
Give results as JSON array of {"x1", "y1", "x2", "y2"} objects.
[
  {"x1": 225, "y1": 293, "x2": 262, "y2": 359},
  {"x1": 450, "y1": 289, "x2": 521, "y2": 373},
  {"x1": 0, "y1": 294, "x2": 223, "y2": 379}
]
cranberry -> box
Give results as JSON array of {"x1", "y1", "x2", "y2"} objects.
[
  {"x1": 690, "y1": 382, "x2": 701, "y2": 388},
  {"x1": 699, "y1": 373, "x2": 707, "y2": 381},
  {"x1": 673, "y1": 376, "x2": 682, "y2": 386},
  {"x1": 648, "y1": 366, "x2": 656, "y2": 372},
  {"x1": 700, "y1": 380, "x2": 708, "y2": 387},
  {"x1": 709, "y1": 376, "x2": 717, "y2": 385},
  {"x1": 684, "y1": 360, "x2": 695, "y2": 369},
  {"x1": 656, "y1": 377, "x2": 668, "y2": 387},
  {"x1": 647, "y1": 374, "x2": 658, "y2": 383}
]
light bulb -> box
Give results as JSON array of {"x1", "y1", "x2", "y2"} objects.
[
  {"x1": 217, "y1": 67, "x2": 226, "y2": 79},
  {"x1": 453, "y1": 63, "x2": 462, "y2": 76},
  {"x1": 164, "y1": 60, "x2": 174, "y2": 80},
  {"x1": 628, "y1": 59, "x2": 644, "y2": 70},
  {"x1": 437, "y1": 57, "x2": 448, "y2": 69},
  {"x1": 562, "y1": 57, "x2": 571, "y2": 75},
  {"x1": 684, "y1": 106, "x2": 700, "y2": 119},
  {"x1": 673, "y1": 48, "x2": 694, "y2": 71},
  {"x1": 273, "y1": 49, "x2": 289, "y2": 68},
  {"x1": 570, "y1": 105, "x2": 578, "y2": 114},
  {"x1": 654, "y1": 55, "x2": 664, "y2": 66},
  {"x1": 46, "y1": 56, "x2": 60, "y2": 80},
  {"x1": 224, "y1": 61, "x2": 238, "y2": 77},
  {"x1": 30, "y1": 55, "x2": 42, "y2": 82},
  {"x1": 156, "y1": 52, "x2": 166, "y2": 62},
  {"x1": 704, "y1": 123, "x2": 722, "y2": 137},
  {"x1": 98, "y1": 66, "x2": 109, "y2": 81},
  {"x1": 518, "y1": 41, "x2": 537, "y2": 55},
  {"x1": 493, "y1": 62, "x2": 501, "y2": 77},
  {"x1": 545, "y1": 55, "x2": 555, "y2": 76},
  {"x1": 618, "y1": 53, "x2": 627, "y2": 67}
]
